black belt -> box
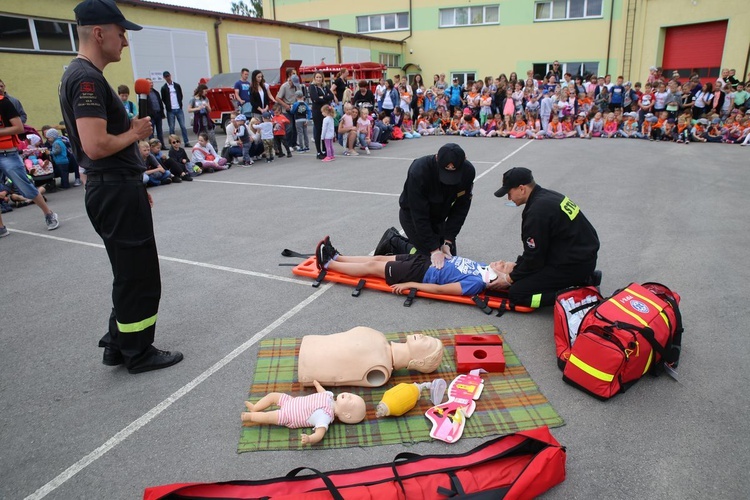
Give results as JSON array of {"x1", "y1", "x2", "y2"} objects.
[{"x1": 86, "y1": 171, "x2": 143, "y2": 182}]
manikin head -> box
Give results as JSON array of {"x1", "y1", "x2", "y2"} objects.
[
  {"x1": 333, "y1": 393, "x2": 366, "y2": 423},
  {"x1": 403, "y1": 334, "x2": 444, "y2": 372}
]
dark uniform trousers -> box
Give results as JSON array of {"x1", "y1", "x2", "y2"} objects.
[
  {"x1": 509, "y1": 260, "x2": 595, "y2": 308},
  {"x1": 85, "y1": 173, "x2": 160, "y2": 367}
]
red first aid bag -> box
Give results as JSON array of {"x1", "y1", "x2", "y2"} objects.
[
  {"x1": 559, "y1": 282, "x2": 683, "y2": 400},
  {"x1": 553, "y1": 285, "x2": 603, "y2": 369},
  {"x1": 144, "y1": 427, "x2": 566, "y2": 500}
]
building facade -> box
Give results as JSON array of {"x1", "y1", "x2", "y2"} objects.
[
  {"x1": 0, "y1": 0, "x2": 402, "y2": 128},
  {"x1": 263, "y1": 0, "x2": 750, "y2": 87}
]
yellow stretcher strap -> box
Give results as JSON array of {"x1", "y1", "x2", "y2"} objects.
[
  {"x1": 569, "y1": 354, "x2": 614, "y2": 382},
  {"x1": 117, "y1": 314, "x2": 158, "y2": 333}
]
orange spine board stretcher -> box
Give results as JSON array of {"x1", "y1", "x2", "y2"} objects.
[{"x1": 292, "y1": 257, "x2": 534, "y2": 313}]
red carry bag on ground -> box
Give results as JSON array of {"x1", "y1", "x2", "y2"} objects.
[
  {"x1": 561, "y1": 282, "x2": 683, "y2": 400},
  {"x1": 143, "y1": 426, "x2": 566, "y2": 500},
  {"x1": 553, "y1": 285, "x2": 603, "y2": 369}
]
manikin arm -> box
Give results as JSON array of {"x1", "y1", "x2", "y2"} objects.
[
  {"x1": 300, "y1": 426, "x2": 327, "y2": 445},
  {"x1": 391, "y1": 282, "x2": 463, "y2": 295},
  {"x1": 313, "y1": 380, "x2": 325, "y2": 393}
]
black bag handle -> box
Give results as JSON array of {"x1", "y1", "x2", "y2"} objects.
[{"x1": 284, "y1": 467, "x2": 344, "y2": 500}]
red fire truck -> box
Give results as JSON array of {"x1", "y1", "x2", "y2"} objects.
[{"x1": 204, "y1": 61, "x2": 386, "y2": 131}]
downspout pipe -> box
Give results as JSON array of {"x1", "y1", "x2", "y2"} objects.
[
  {"x1": 214, "y1": 18, "x2": 223, "y2": 74},
  {"x1": 337, "y1": 35, "x2": 343, "y2": 64},
  {"x1": 605, "y1": 0, "x2": 614, "y2": 75}
]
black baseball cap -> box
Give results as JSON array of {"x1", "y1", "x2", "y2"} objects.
[
  {"x1": 436, "y1": 143, "x2": 466, "y2": 185},
  {"x1": 163, "y1": 71, "x2": 171, "y2": 77},
  {"x1": 494, "y1": 167, "x2": 534, "y2": 197},
  {"x1": 75, "y1": 0, "x2": 143, "y2": 31}
]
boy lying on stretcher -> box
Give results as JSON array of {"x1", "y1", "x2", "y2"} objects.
[{"x1": 316, "y1": 236, "x2": 512, "y2": 296}]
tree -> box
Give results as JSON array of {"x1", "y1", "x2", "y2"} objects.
[{"x1": 231, "y1": 0, "x2": 263, "y2": 18}]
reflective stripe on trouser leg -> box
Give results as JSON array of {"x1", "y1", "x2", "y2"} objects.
[
  {"x1": 117, "y1": 314, "x2": 158, "y2": 333},
  {"x1": 530, "y1": 293, "x2": 542, "y2": 308}
]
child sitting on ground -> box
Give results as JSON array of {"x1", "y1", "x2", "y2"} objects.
[
  {"x1": 139, "y1": 140, "x2": 172, "y2": 186},
  {"x1": 241, "y1": 379, "x2": 366, "y2": 446},
  {"x1": 589, "y1": 112, "x2": 604, "y2": 137},
  {"x1": 401, "y1": 114, "x2": 420, "y2": 139},
  {"x1": 416, "y1": 112, "x2": 436, "y2": 136},
  {"x1": 546, "y1": 114, "x2": 565, "y2": 139},
  {"x1": 459, "y1": 109, "x2": 480, "y2": 137},
  {"x1": 164, "y1": 135, "x2": 196, "y2": 180},
  {"x1": 479, "y1": 113, "x2": 498, "y2": 137},
  {"x1": 192, "y1": 131, "x2": 228, "y2": 171},
  {"x1": 602, "y1": 112, "x2": 619, "y2": 138},
  {"x1": 574, "y1": 112, "x2": 590, "y2": 139},
  {"x1": 508, "y1": 113, "x2": 526, "y2": 138}
]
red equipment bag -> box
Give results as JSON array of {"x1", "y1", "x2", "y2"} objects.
[
  {"x1": 553, "y1": 285, "x2": 603, "y2": 369},
  {"x1": 559, "y1": 282, "x2": 683, "y2": 400},
  {"x1": 143, "y1": 426, "x2": 566, "y2": 500}
]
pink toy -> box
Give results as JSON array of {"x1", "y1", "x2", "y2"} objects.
[{"x1": 424, "y1": 369, "x2": 484, "y2": 443}]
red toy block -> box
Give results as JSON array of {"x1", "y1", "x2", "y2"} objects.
[
  {"x1": 455, "y1": 334, "x2": 503, "y2": 346},
  {"x1": 456, "y1": 345, "x2": 505, "y2": 373}
]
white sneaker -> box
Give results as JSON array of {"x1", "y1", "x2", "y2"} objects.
[
  {"x1": 45, "y1": 212, "x2": 59, "y2": 230},
  {"x1": 365, "y1": 147, "x2": 370, "y2": 155}
]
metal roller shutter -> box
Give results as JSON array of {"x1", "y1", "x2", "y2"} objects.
[{"x1": 662, "y1": 20, "x2": 727, "y2": 83}]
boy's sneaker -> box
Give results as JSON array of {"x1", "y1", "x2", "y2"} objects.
[
  {"x1": 45, "y1": 212, "x2": 59, "y2": 230},
  {"x1": 323, "y1": 235, "x2": 341, "y2": 260},
  {"x1": 287, "y1": 153, "x2": 293, "y2": 158},
  {"x1": 172, "y1": 176, "x2": 182, "y2": 183},
  {"x1": 266, "y1": 158, "x2": 272, "y2": 163},
  {"x1": 365, "y1": 147, "x2": 370, "y2": 155},
  {"x1": 73, "y1": 179, "x2": 82, "y2": 187},
  {"x1": 0, "y1": 226, "x2": 9, "y2": 238},
  {"x1": 162, "y1": 177, "x2": 172, "y2": 185},
  {"x1": 315, "y1": 237, "x2": 329, "y2": 270}
]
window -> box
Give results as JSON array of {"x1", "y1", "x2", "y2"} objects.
[
  {"x1": 379, "y1": 53, "x2": 400, "y2": 68},
  {"x1": 356, "y1": 13, "x2": 409, "y2": 33},
  {"x1": 533, "y1": 61, "x2": 599, "y2": 80},
  {"x1": 440, "y1": 6, "x2": 499, "y2": 27},
  {"x1": 0, "y1": 14, "x2": 76, "y2": 53},
  {"x1": 299, "y1": 20, "x2": 330, "y2": 29},
  {"x1": 451, "y1": 72, "x2": 477, "y2": 87},
  {"x1": 534, "y1": 0, "x2": 602, "y2": 21}
]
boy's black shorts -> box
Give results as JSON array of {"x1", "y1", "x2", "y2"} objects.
[{"x1": 384, "y1": 254, "x2": 431, "y2": 285}]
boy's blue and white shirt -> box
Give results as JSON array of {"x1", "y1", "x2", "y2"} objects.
[{"x1": 423, "y1": 256, "x2": 487, "y2": 296}]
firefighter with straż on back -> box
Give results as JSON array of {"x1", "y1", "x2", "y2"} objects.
[{"x1": 492, "y1": 167, "x2": 600, "y2": 308}]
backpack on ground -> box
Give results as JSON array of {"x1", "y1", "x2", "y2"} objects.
[{"x1": 554, "y1": 282, "x2": 683, "y2": 400}]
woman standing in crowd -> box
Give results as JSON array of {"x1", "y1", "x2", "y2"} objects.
[
  {"x1": 250, "y1": 69, "x2": 275, "y2": 120},
  {"x1": 380, "y1": 79, "x2": 399, "y2": 118},
  {"x1": 188, "y1": 84, "x2": 217, "y2": 149},
  {"x1": 309, "y1": 72, "x2": 335, "y2": 160},
  {"x1": 410, "y1": 74, "x2": 425, "y2": 120}
]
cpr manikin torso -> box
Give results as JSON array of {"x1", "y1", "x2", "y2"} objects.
[{"x1": 297, "y1": 326, "x2": 444, "y2": 387}]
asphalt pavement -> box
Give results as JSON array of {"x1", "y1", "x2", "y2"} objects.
[{"x1": 1, "y1": 132, "x2": 748, "y2": 499}]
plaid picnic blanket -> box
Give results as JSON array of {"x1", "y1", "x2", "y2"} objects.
[{"x1": 238, "y1": 325, "x2": 563, "y2": 452}]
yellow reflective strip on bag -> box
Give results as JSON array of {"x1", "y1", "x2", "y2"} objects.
[
  {"x1": 530, "y1": 293, "x2": 542, "y2": 308},
  {"x1": 609, "y1": 298, "x2": 649, "y2": 327},
  {"x1": 569, "y1": 354, "x2": 614, "y2": 382},
  {"x1": 625, "y1": 287, "x2": 670, "y2": 329},
  {"x1": 559, "y1": 196, "x2": 580, "y2": 221},
  {"x1": 117, "y1": 314, "x2": 157, "y2": 333},
  {"x1": 642, "y1": 349, "x2": 653, "y2": 375}
]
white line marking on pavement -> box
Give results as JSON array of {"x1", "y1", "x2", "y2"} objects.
[
  {"x1": 8, "y1": 229, "x2": 311, "y2": 286},
  {"x1": 475, "y1": 141, "x2": 534, "y2": 181},
  {"x1": 194, "y1": 179, "x2": 399, "y2": 197},
  {"x1": 353, "y1": 155, "x2": 495, "y2": 164},
  {"x1": 23, "y1": 282, "x2": 333, "y2": 500}
]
